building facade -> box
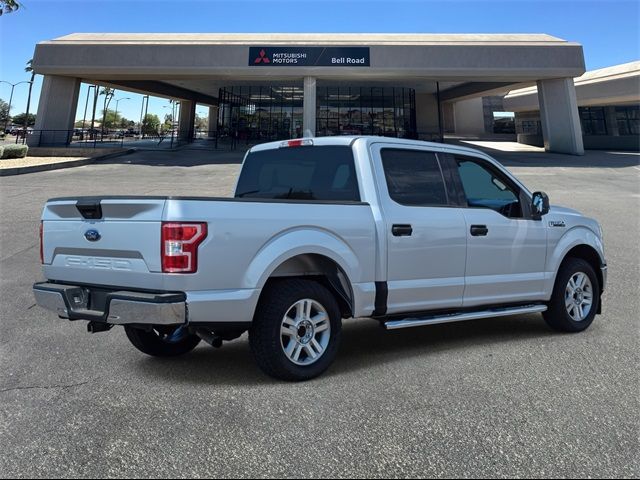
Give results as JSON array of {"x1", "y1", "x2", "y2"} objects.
[
  {"x1": 31, "y1": 33, "x2": 587, "y2": 154},
  {"x1": 504, "y1": 61, "x2": 640, "y2": 151}
]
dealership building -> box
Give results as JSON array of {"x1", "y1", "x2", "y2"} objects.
[
  {"x1": 31, "y1": 33, "x2": 591, "y2": 154},
  {"x1": 504, "y1": 61, "x2": 639, "y2": 151}
]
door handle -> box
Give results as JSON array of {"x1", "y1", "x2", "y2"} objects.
[
  {"x1": 470, "y1": 225, "x2": 489, "y2": 237},
  {"x1": 392, "y1": 224, "x2": 413, "y2": 237}
]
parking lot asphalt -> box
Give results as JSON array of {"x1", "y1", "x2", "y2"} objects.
[{"x1": 0, "y1": 146, "x2": 638, "y2": 478}]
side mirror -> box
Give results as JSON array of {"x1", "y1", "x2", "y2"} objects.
[{"x1": 532, "y1": 191, "x2": 550, "y2": 218}]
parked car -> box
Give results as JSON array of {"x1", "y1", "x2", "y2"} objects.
[
  {"x1": 14, "y1": 128, "x2": 33, "y2": 138},
  {"x1": 33, "y1": 136, "x2": 607, "y2": 381}
]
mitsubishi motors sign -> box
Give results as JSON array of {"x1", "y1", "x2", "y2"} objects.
[{"x1": 249, "y1": 47, "x2": 370, "y2": 67}]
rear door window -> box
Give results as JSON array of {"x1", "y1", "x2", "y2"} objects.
[
  {"x1": 235, "y1": 146, "x2": 360, "y2": 201},
  {"x1": 381, "y1": 148, "x2": 448, "y2": 206}
]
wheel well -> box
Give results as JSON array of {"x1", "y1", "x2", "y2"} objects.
[
  {"x1": 265, "y1": 254, "x2": 354, "y2": 318},
  {"x1": 563, "y1": 244, "x2": 604, "y2": 292}
]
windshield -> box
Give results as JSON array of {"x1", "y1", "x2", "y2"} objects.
[{"x1": 235, "y1": 146, "x2": 360, "y2": 201}]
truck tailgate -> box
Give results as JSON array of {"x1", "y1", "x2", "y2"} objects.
[{"x1": 42, "y1": 197, "x2": 167, "y2": 290}]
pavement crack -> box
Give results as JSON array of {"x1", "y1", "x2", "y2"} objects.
[
  {"x1": 0, "y1": 242, "x2": 37, "y2": 264},
  {"x1": 27, "y1": 303, "x2": 37, "y2": 310},
  {"x1": 0, "y1": 380, "x2": 90, "y2": 394}
]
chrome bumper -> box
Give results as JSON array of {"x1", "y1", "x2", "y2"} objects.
[{"x1": 33, "y1": 282, "x2": 186, "y2": 326}]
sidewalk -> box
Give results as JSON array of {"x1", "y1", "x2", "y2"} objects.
[{"x1": 0, "y1": 148, "x2": 135, "y2": 176}]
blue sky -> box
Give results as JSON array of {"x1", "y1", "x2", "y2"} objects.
[{"x1": 1, "y1": 0, "x2": 638, "y2": 123}]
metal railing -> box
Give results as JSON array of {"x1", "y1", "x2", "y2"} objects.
[
  {"x1": 202, "y1": 129, "x2": 446, "y2": 151},
  {"x1": 2, "y1": 129, "x2": 446, "y2": 151},
  {"x1": 5, "y1": 129, "x2": 188, "y2": 150}
]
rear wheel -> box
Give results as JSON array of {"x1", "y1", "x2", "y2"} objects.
[
  {"x1": 249, "y1": 279, "x2": 342, "y2": 381},
  {"x1": 124, "y1": 325, "x2": 201, "y2": 357},
  {"x1": 544, "y1": 257, "x2": 599, "y2": 332}
]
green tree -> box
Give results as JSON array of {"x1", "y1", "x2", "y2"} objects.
[
  {"x1": 195, "y1": 113, "x2": 208, "y2": 131},
  {"x1": 99, "y1": 87, "x2": 115, "y2": 134},
  {"x1": 163, "y1": 113, "x2": 173, "y2": 132},
  {"x1": 11, "y1": 112, "x2": 36, "y2": 127},
  {"x1": 101, "y1": 109, "x2": 124, "y2": 130},
  {"x1": 0, "y1": 0, "x2": 20, "y2": 15},
  {"x1": 0, "y1": 98, "x2": 9, "y2": 126},
  {"x1": 142, "y1": 113, "x2": 160, "y2": 135}
]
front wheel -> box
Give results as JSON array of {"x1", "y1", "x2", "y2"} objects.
[
  {"x1": 543, "y1": 257, "x2": 600, "y2": 332},
  {"x1": 249, "y1": 279, "x2": 342, "y2": 381},
  {"x1": 124, "y1": 325, "x2": 201, "y2": 357}
]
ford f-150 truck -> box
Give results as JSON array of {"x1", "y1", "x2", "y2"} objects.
[{"x1": 33, "y1": 136, "x2": 607, "y2": 381}]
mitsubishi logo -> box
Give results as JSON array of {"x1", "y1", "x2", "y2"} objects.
[{"x1": 254, "y1": 49, "x2": 270, "y2": 64}]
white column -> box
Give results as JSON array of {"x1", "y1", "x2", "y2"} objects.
[
  {"x1": 29, "y1": 75, "x2": 81, "y2": 146},
  {"x1": 178, "y1": 100, "x2": 196, "y2": 142},
  {"x1": 537, "y1": 78, "x2": 584, "y2": 155},
  {"x1": 303, "y1": 76, "x2": 316, "y2": 137}
]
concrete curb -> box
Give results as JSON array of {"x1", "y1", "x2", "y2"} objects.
[{"x1": 0, "y1": 148, "x2": 137, "y2": 176}]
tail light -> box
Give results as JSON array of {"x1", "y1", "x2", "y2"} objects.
[
  {"x1": 161, "y1": 222, "x2": 208, "y2": 273},
  {"x1": 39, "y1": 222, "x2": 44, "y2": 264}
]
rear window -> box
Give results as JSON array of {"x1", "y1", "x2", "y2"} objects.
[{"x1": 235, "y1": 146, "x2": 360, "y2": 201}]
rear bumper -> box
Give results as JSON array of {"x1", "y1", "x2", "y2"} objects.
[{"x1": 32, "y1": 282, "x2": 186, "y2": 326}]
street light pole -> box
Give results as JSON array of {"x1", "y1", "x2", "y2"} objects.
[
  {"x1": 114, "y1": 97, "x2": 130, "y2": 146},
  {"x1": 89, "y1": 87, "x2": 99, "y2": 142},
  {"x1": 138, "y1": 95, "x2": 148, "y2": 138},
  {"x1": 81, "y1": 85, "x2": 95, "y2": 134},
  {"x1": 113, "y1": 97, "x2": 130, "y2": 130},
  {"x1": 1, "y1": 80, "x2": 32, "y2": 133}
]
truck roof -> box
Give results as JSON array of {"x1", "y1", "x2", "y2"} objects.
[{"x1": 248, "y1": 135, "x2": 493, "y2": 158}]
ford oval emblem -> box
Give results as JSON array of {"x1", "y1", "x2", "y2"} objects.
[{"x1": 84, "y1": 229, "x2": 101, "y2": 242}]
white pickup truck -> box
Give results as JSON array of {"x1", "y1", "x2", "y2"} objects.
[{"x1": 34, "y1": 136, "x2": 607, "y2": 381}]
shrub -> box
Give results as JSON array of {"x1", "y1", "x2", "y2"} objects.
[
  {"x1": 0, "y1": 146, "x2": 3, "y2": 158},
  {"x1": 1, "y1": 144, "x2": 28, "y2": 159}
]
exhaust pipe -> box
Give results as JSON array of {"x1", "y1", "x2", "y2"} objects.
[
  {"x1": 87, "y1": 322, "x2": 113, "y2": 334},
  {"x1": 194, "y1": 328, "x2": 223, "y2": 348}
]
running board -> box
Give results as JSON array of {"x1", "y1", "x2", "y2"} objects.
[{"x1": 384, "y1": 304, "x2": 547, "y2": 330}]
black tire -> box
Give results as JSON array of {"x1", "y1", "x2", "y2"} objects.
[
  {"x1": 543, "y1": 257, "x2": 600, "y2": 333},
  {"x1": 249, "y1": 279, "x2": 342, "y2": 381},
  {"x1": 124, "y1": 325, "x2": 201, "y2": 357}
]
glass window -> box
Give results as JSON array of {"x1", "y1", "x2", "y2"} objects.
[
  {"x1": 616, "y1": 106, "x2": 639, "y2": 136},
  {"x1": 518, "y1": 120, "x2": 540, "y2": 135},
  {"x1": 235, "y1": 146, "x2": 359, "y2": 201},
  {"x1": 381, "y1": 149, "x2": 448, "y2": 206},
  {"x1": 579, "y1": 107, "x2": 607, "y2": 135},
  {"x1": 455, "y1": 156, "x2": 522, "y2": 218},
  {"x1": 315, "y1": 86, "x2": 416, "y2": 138}
]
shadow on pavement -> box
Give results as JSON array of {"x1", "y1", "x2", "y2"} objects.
[
  {"x1": 97, "y1": 147, "x2": 248, "y2": 167},
  {"x1": 131, "y1": 314, "x2": 555, "y2": 386},
  {"x1": 447, "y1": 140, "x2": 640, "y2": 168},
  {"x1": 90, "y1": 139, "x2": 640, "y2": 169},
  {"x1": 494, "y1": 151, "x2": 640, "y2": 169}
]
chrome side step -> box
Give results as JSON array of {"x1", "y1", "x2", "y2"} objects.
[{"x1": 384, "y1": 304, "x2": 547, "y2": 330}]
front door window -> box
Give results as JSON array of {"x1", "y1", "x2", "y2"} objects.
[{"x1": 456, "y1": 157, "x2": 524, "y2": 218}]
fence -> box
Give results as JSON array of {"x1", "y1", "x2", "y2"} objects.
[
  {"x1": 4, "y1": 129, "x2": 446, "y2": 151},
  {"x1": 9, "y1": 129, "x2": 189, "y2": 150}
]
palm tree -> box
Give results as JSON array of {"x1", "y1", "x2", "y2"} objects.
[
  {"x1": 0, "y1": 0, "x2": 21, "y2": 16},
  {"x1": 23, "y1": 59, "x2": 35, "y2": 136},
  {"x1": 99, "y1": 87, "x2": 115, "y2": 137}
]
